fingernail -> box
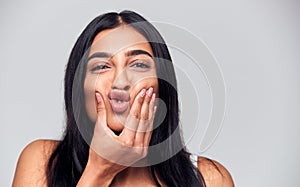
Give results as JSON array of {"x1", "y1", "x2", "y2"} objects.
[
  {"x1": 140, "y1": 89, "x2": 146, "y2": 97},
  {"x1": 95, "y1": 93, "x2": 102, "y2": 103},
  {"x1": 153, "y1": 106, "x2": 157, "y2": 113},
  {"x1": 151, "y1": 93, "x2": 156, "y2": 102},
  {"x1": 147, "y1": 87, "x2": 153, "y2": 97}
]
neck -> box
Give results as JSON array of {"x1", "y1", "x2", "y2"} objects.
[{"x1": 111, "y1": 166, "x2": 158, "y2": 186}]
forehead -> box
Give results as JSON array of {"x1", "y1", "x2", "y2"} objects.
[{"x1": 89, "y1": 25, "x2": 153, "y2": 56}]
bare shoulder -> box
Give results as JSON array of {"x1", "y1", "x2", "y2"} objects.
[
  {"x1": 12, "y1": 139, "x2": 60, "y2": 187},
  {"x1": 197, "y1": 156, "x2": 234, "y2": 187}
]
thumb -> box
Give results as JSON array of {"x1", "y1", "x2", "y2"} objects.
[
  {"x1": 95, "y1": 92, "x2": 106, "y2": 124},
  {"x1": 95, "y1": 92, "x2": 115, "y2": 138}
]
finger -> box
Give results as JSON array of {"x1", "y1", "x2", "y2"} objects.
[
  {"x1": 119, "y1": 88, "x2": 146, "y2": 146},
  {"x1": 95, "y1": 92, "x2": 115, "y2": 137},
  {"x1": 148, "y1": 93, "x2": 156, "y2": 121},
  {"x1": 140, "y1": 87, "x2": 153, "y2": 121},
  {"x1": 129, "y1": 88, "x2": 146, "y2": 120},
  {"x1": 95, "y1": 92, "x2": 106, "y2": 124},
  {"x1": 144, "y1": 104, "x2": 157, "y2": 147},
  {"x1": 134, "y1": 87, "x2": 154, "y2": 147},
  {"x1": 134, "y1": 119, "x2": 148, "y2": 147}
]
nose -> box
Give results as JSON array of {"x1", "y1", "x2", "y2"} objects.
[{"x1": 112, "y1": 69, "x2": 130, "y2": 91}]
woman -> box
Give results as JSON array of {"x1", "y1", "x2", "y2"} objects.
[{"x1": 13, "y1": 10, "x2": 234, "y2": 187}]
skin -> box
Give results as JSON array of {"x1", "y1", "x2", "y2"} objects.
[
  {"x1": 84, "y1": 25, "x2": 158, "y2": 133},
  {"x1": 12, "y1": 25, "x2": 234, "y2": 187},
  {"x1": 81, "y1": 25, "x2": 160, "y2": 185}
]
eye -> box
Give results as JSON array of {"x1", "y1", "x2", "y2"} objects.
[
  {"x1": 130, "y1": 61, "x2": 150, "y2": 69},
  {"x1": 90, "y1": 64, "x2": 110, "y2": 72}
]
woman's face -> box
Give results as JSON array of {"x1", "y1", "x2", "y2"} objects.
[{"x1": 84, "y1": 25, "x2": 158, "y2": 133}]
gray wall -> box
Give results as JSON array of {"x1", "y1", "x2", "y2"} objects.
[{"x1": 1, "y1": 0, "x2": 299, "y2": 186}]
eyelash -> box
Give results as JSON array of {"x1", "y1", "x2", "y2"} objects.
[
  {"x1": 90, "y1": 61, "x2": 150, "y2": 73},
  {"x1": 90, "y1": 64, "x2": 110, "y2": 72},
  {"x1": 130, "y1": 61, "x2": 150, "y2": 69}
]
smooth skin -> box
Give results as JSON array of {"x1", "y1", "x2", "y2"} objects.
[
  {"x1": 12, "y1": 139, "x2": 234, "y2": 186},
  {"x1": 12, "y1": 25, "x2": 234, "y2": 187}
]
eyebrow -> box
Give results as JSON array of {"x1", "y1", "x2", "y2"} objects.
[
  {"x1": 125, "y1": 50, "x2": 153, "y2": 58},
  {"x1": 87, "y1": 52, "x2": 111, "y2": 62},
  {"x1": 87, "y1": 49, "x2": 153, "y2": 62}
]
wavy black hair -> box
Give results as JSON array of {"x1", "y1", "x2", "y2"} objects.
[{"x1": 47, "y1": 10, "x2": 206, "y2": 187}]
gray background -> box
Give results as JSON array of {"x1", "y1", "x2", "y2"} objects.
[{"x1": 1, "y1": 0, "x2": 300, "y2": 186}]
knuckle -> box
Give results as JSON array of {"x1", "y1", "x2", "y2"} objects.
[
  {"x1": 142, "y1": 119, "x2": 150, "y2": 126},
  {"x1": 134, "y1": 148, "x2": 143, "y2": 156},
  {"x1": 123, "y1": 139, "x2": 134, "y2": 146},
  {"x1": 142, "y1": 148, "x2": 148, "y2": 158},
  {"x1": 140, "y1": 115, "x2": 148, "y2": 121},
  {"x1": 142, "y1": 100, "x2": 150, "y2": 107},
  {"x1": 138, "y1": 143, "x2": 144, "y2": 148},
  {"x1": 130, "y1": 111, "x2": 140, "y2": 119},
  {"x1": 97, "y1": 103, "x2": 106, "y2": 112},
  {"x1": 144, "y1": 96, "x2": 151, "y2": 103},
  {"x1": 148, "y1": 111, "x2": 153, "y2": 119},
  {"x1": 137, "y1": 96, "x2": 144, "y2": 104},
  {"x1": 140, "y1": 108, "x2": 149, "y2": 120},
  {"x1": 97, "y1": 105, "x2": 105, "y2": 110}
]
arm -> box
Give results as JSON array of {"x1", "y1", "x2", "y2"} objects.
[
  {"x1": 76, "y1": 149, "x2": 118, "y2": 187},
  {"x1": 197, "y1": 157, "x2": 234, "y2": 187}
]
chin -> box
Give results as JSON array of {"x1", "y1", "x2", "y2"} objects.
[{"x1": 107, "y1": 114, "x2": 127, "y2": 134}]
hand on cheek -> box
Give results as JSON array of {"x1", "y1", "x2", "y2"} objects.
[{"x1": 91, "y1": 87, "x2": 157, "y2": 167}]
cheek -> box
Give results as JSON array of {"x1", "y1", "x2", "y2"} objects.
[
  {"x1": 83, "y1": 77, "x2": 97, "y2": 121},
  {"x1": 129, "y1": 70, "x2": 158, "y2": 93},
  {"x1": 129, "y1": 77, "x2": 158, "y2": 106},
  {"x1": 84, "y1": 75, "x2": 111, "y2": 121}
]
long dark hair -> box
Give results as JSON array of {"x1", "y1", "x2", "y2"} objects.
[{"x1": 47, "y1": 10, "x2": 206, "y2": 187}]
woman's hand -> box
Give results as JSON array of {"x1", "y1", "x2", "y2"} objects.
[{"x1": 77, "y1": 87, "x2": 156, "y2": 186}]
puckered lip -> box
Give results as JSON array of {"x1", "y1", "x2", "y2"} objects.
[
  {"x1": 108, "y1": 89, "x2": 130, "y2": 114},
  {"x1": 108, "y1": 89, "x2": 130, "y2": 102}
]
